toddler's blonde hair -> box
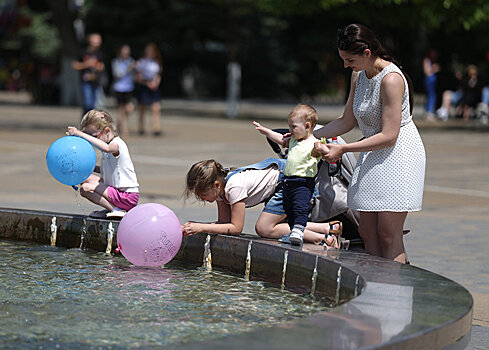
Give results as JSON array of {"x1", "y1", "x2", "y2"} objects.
[{"x1": 288, "y1": 104, "x2": 318, "y2": 128}]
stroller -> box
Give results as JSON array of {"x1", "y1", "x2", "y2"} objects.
[{"x1": 265, "y1": 128, "x2": 364, "y2": 250}]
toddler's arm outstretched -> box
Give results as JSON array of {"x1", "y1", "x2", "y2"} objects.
[{"x1": 252, "y1": 121, "x2": 289, "y2": 147}]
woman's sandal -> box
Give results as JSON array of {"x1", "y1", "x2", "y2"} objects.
[{"x1": 320, "y1": 220, "x2": 343, "y2": 249}]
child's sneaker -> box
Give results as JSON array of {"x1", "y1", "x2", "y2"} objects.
[
  {"x1": 278, "y1": 234, "x2": 291, "y2": 244},
  {"x1": 106, "y1": 207, "x2": 127, "y2": 219},
  {"x1": 89, "y1": 209, "x2": 109, "y2": 219},
  {"x1": 289, "y1": 228, "x2": 303, "y2": 246},
  {"x1": 436, "y1": 107, "x2": 449, "y2": 121}
]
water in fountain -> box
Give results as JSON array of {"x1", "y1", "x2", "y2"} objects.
[{"x1": 0, "y1": 239, "x2": 331, "y2": 348}]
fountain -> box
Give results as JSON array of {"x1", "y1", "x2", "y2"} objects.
[{"x1": 0, "y1": 207, "x2": 472, "y2": 349}]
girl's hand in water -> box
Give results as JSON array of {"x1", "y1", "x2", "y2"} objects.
[{"x1": 182, "y1": 222, "x2": 202, "y2": 236}]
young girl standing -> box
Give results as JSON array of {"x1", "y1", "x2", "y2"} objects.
[
  {"x1": 182, "y1": 157, "x2": 341, "y2": 246},
  {"x1": 135, "y1": 43, "x2": 162, "y2": 136},
  {"x1": 67, "y1": 109, "x2": 139, "y2": 219},
  {"x1": 111, "y1": 44, "x2": 136, "y2": 137}
]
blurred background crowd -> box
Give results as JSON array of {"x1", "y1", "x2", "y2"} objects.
[{"x1": 1, "y1": 0, "x2": 489, "y2": 123}]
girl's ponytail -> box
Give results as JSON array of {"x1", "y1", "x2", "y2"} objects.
[{"x1": 184, "y1": 160, "x2": 229, "y2": 201}]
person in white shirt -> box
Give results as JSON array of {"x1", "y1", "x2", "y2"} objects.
[
  {"x1": 135, "y1": 43, "x2": 162, "y2": 136},
  {"x1": 67, "y1": 109, "x2": 139, "y2": 219},
  {"x1": 111, "y1": 44, "x2": 136, "y2": 137}
]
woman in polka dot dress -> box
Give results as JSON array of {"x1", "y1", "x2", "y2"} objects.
[{"x1": 313, "y1": 24, "x2": 425, "y2": 263}]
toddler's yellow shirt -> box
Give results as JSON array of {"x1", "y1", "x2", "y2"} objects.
[{"x1": 283, "y1": 137, "x2": 320, "y2": 177}]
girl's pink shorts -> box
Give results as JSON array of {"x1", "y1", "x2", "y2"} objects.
[{"x1": 107, "y1": 187, "x2": 139, "y2": 210}]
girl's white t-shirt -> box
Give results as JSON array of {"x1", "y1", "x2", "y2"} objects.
[
  {"x1": 100, "y1": 137, "x2": 139, "y2": 192},
  {"x1": 218, "y1": 165, "x2": 280, "y2": 207}
]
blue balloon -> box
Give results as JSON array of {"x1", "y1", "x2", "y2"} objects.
[{"x1": 46, "y1": 136, "x2": 96, "y2": 186}]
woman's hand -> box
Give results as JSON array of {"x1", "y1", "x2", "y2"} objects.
[
  {"x1": 312, "y1": 141, "x2": 344, "y2": 163},
  {"x1": 182, "y1": 222, "x2": 204, "y2": 236},
  {"x1": 322, "y1": 142, "x2": 344, "y2": 163},
  {"x1": 67, "y1": 126, "x2": 80, "y2": 136},
  {"x1": 87, "y1": 57, "x2": 98, "y2": 68},
  {"x1": 312, "y1": 141, "x2": 329, "y2": 158}
]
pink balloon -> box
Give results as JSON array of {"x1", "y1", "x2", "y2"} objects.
[{"x1": 117, "y1": 203, "x2": 182, "y2": 266}]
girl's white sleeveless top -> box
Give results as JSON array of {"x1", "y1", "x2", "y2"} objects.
[
  {"x1": 348, "y1": 63, "x2": 426, "y2": 212},
  {"x1": 100, "y1": 137, "x2": 139, "y2": 192}
]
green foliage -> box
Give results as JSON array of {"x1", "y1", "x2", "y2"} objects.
[
  {"x1": 411, "y1": 0, "x2": 489, "y2": 30},
  {"x1": 7, "y1": 0, "x2": 489, "y2": 100},
  {"x1": 0, "y1": 2, "x2": 60, "y2": 63},
  {"x1": 19, "y1": 12, "x2": 60, "y2": 63},
  {"x1": 256, "y1": 0, "x2": 489, "y2": 30}
]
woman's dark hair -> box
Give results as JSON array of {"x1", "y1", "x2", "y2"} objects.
[{"x1": 337, "y1": 24, "x2": 414, "y2": 114}]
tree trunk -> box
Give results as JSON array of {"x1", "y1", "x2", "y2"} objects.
[
  {"x1": 226, "y1": 62, "x2": 241, "y2": 118},
  {"x1": 46, "y1": 0, "x2": 81, "y2": 106}
]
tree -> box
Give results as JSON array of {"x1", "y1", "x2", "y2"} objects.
[
  {"x1": 7, "y1": 0, "x2": 489, "y2": 103},
  {"x1": 45, "y1": 0, "x2": 80, "y2": 105},
  {"x1": 256, "y1": 0, "x2": 489, "y2": 30}
]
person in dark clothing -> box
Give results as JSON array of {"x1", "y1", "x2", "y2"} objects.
[
  {"x1": 460, "y1": 65, "x2": 482, "y2": 121},
  {"x1": 72, "y1": 33, "x2": 105, "y2": 115}
]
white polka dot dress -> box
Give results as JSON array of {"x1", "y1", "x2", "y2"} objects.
[{"x1": 348, "y1": 63, "x2": 426, "y2": 212}]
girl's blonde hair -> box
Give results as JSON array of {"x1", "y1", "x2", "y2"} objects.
[
  {"x1": 184, "y1": 160, "x2": 229, "y2": 201},
  {"x1": 80, "y1": 109, "x2": 117, "y2": 135},
  {"x1": 288, "y1": 104, "x2": 318, "y2": 128}
]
